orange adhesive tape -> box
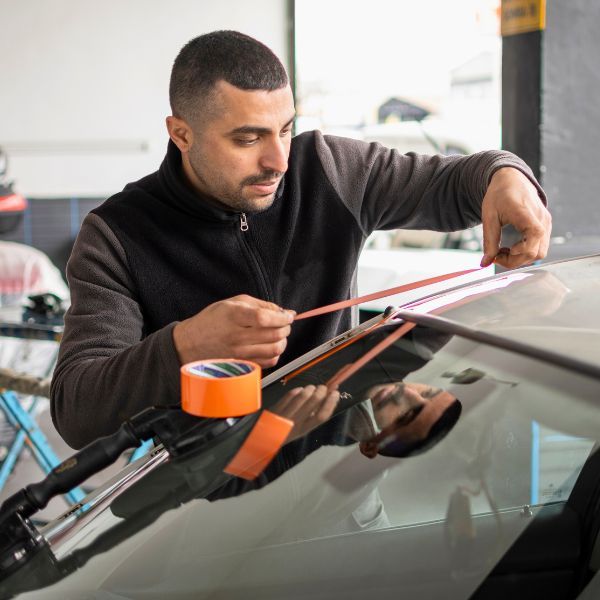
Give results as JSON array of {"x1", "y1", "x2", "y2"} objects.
[
  {"x1": 181, "y1": 359, "x2": 262, "y2": 418},
  {"x1": 224, "y1": 410, "x2": 294, "y2": 480}
]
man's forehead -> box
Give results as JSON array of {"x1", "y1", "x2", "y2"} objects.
[{"x1": 211, "y1": 80, "x2": 295, "y2": 129}]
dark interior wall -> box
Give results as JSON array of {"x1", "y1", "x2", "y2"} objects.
[
  {"x1": 541, "y1": 0, "x2": 600, "y2": 238},
  {"x1": 0, "y1": 198, "x2": 104, "y2": 276}
]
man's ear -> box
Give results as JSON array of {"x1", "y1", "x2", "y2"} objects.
[{"x1": 166, "y1": 116, "x2": 193, "y2": 153}]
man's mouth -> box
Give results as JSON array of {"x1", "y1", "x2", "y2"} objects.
[{"x1": 247, "y1": 179, "x2": 281, "y2": 195}]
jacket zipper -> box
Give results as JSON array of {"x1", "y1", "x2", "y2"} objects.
[{"x1": 236, "y1": 214, "x2": 273, "y2": 301}]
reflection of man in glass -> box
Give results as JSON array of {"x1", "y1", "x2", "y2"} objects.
[
  {"x1": 358, "y1": 382, "x2": 461, "y2": 459},
  {"x1": 369, "y1": 382, "x2": 440, "y2": 428},
  {"x1": 272, "y1": 378, "x2": 461, "y2": 461},
  {"x1": 264, "y1": 323, "x2": 459, "y2": 455}
]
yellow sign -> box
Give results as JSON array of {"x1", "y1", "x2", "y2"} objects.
[{"x1": 501, "y1": 0, "x2": 546, "y2": 37}]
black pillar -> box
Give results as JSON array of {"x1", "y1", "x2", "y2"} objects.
[
  {"x1": 502, "y1": 0, "x2": 600, "y2": 256},
  {"x1": 502, "y1": 31, "x2": 542, "y2": 180}
]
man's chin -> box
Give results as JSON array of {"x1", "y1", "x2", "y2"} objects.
[{"x1": 240, "y1": 193, "x2": 277, "y2": 213}]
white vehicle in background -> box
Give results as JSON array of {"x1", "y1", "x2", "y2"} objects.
[
  {"x1": 360, "y1": 117, "x2": 473, "y2": 156},
  {"x1": 317, "y1": 94, "x2": 499, "y2": 157}
]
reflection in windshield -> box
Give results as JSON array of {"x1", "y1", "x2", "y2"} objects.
[
  {"x1": 360, "y1": 384, "x2": 461, "y2": 459},
  {"x1": 426, "y1": 269, "x2": 571, "y2": 331},
  {"x1": 207, "y1": 320, "x2": 456, "y2": 500}
]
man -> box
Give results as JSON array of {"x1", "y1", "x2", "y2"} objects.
[{"x1": 50, "y1": 31, "x2": 551, "y2": 449}]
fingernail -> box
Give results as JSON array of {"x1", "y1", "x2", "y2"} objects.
[{"x1": 480, "y1": 255, "x2": 490, "y2": 268}]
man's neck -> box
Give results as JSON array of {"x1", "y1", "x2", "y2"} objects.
[{"x1": 179, "y1": 154, "x2": 234, "y2": 213}]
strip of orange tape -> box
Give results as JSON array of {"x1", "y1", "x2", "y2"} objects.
[
  {"x1": 181, "y1": 359, "x2": 261, "y2": 418},
  {"x1": 224, "y1": 410, "x2": 294, "y2": 480},
  {"x1": 294, "y1": 267, "x2": 481, "y2": 320},
  {"x1": 326, "y1": 321, "x2": 417, "y2": 389}
]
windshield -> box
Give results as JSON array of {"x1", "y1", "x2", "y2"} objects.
[
  {"x1": 4, "y1": 316, "x2": 600, "y2": 599},
  {"x1": 405, "y1": 255, "x2": 600, "y2": 374}
]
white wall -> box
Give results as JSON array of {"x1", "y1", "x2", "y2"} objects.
[{"x1": 0, "y1": 0, "x2": 290, "y2": 197}]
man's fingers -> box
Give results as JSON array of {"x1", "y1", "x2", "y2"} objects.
[
  {"x1": 508, "y1": 233, "x2": 542, "y2": 259},
  {"x1": 233, "y1": 303, "x2": 295, "y2": 328},
  {"x1": 288, "y1": 385, "x2": 318, "y2": 418},
  {"x1": 273, "y1": 387, "x2": 304, "y2": 415},
  {"x1": 235, "y1": 325, "x2": 291, "y2": 345},
  {"x1": 234, "y1": 295, "x2": 283, "y2": 312},
  {"x1": 482, "y1": 210, "x2": 548, "y2": 268},
  {"x1": 284, "y1": 384, "x2": 327, "y2": 416},
  {"x1": 530, "y1": 211, "x2": 552, "y2": 260},
  {"x1": 315, "y1": 389, "x2": 340, "y2": 421},
  {"x1": 480, "y1": 211, "x2": 502, "y2": 268},
  {"x1": 237, "y1": 338, "x2": 288, "y2": 361},
  {"x1": 494, "y1": 239, "x2": 541, "y2": 269},
  {"x1": 494, "y1": 220, "x2": 545, "y2": 268},
  {"x1": 175, "y1": 296, "x2": 295, "y2": 365},
  {"x1": 272, "y1": 384, "x2": 341, "y2": 443},
  {"x1": 232, "y1": 295, "x2": 297, "y2": 322},
  {"x1": 300, "y1": 385, "x2": 338, "y2": 421},
  {"x1": 480, "y1": 167, "x2": 551, "y2": 270}
]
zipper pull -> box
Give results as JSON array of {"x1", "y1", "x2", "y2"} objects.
[{"x1": 240, "y1": 212, "x2": 249, "y2": 232}]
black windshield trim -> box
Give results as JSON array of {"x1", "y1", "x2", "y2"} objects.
[{"x1": 394, "y1": 310, "x2": 600, "y2": 382}]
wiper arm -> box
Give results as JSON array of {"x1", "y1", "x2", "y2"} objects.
[
  {"x1": 0, "y1": 404, "x2": 249, "y2": 593},
  {"x1": 0, "y1": 436, "x2": 243, "y2": 599}
]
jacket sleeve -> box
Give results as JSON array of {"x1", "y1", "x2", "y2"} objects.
[
  {"x1": 50, "y1": 213, "x2": 181, "y2": 449},
  {"x1": 314, "y1": 131, "x2": 547, "y2": 235}
]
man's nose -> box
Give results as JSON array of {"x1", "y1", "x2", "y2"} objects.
[{"x1": 260, "y1": 138, "x2": 288, "y2": 174}]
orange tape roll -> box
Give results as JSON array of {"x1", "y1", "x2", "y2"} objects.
[
  {"x1": 224, "y1": 410, "x2": 294, "y2": 480},
  {"x1": 181, "y1": 359, "x2": 261, "y2": 418}
]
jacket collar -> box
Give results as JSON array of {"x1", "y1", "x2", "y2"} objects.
[{"x1": 157, "y1": 140, "x2": 285, "y2": 221}]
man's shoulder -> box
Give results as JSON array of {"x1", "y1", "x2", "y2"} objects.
[
  {"x1": 290, "y1": 129, "x2": 369, "y2": 164},
  {"x1": 92, "y1": 170, "x2": 160, "y2": 218},
  {"x1": 291, "y1": 129, "x2": 365, "y2": 146}
]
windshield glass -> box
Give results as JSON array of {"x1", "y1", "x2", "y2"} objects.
[
  {"x1": 5, "y1": 316, "x2": 599, "y2": 599},
  {"x1": 404, "y1": 255, "x2": 600, "y2": 373}
]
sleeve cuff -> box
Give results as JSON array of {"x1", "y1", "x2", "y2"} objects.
[
  {"x1": 483, "y1": 155, "x2": 548, "y2": 207},
  {"x1": 156, "y1": 321, "x2": 182, "y2": 400}
]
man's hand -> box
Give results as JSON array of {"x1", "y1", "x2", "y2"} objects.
[
  {"x1": 272, "y1": 384, "x2": 340, "y2": 443},
  {"x1": 172, "y1": 294, "x2": 295, "y2": 368},
  {"x1": 480, "y1": 167, "x2": 552, "y2": 269}
]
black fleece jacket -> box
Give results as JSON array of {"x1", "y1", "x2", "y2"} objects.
[{"x1": 50, "y1": 130, "x2": 544, "y2": 448}]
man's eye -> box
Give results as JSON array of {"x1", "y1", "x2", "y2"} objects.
[
  {"x1": 280, "y1": 128, "x2": 291, "y2": 137},
  {"x1": 235, "y1": 138, "x2": 259, "y2": 146}
]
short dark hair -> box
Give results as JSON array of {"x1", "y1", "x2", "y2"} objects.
[{"x1": 169, "y1": 30, "x2": 289, "y2": 123}]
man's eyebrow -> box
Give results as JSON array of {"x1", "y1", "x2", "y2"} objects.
[{"x1": 228, "y1": 114, "x2": 296, "y2": 136}]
